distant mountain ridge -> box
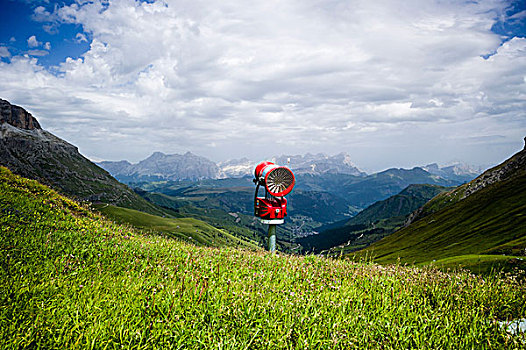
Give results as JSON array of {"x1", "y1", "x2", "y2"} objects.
[
  {"x1": 98, "y1": 151, "x2": 220, "y2": 182},
  {"x1": 99, "y1": 150, "x2": 482, "y2": 184},
  {"x1": 0, "y1": 98, "x2": 163, "y2": 215},
  {"x1": 273, "y1": 153, "x2": 365, "y2": 176},
  {"x1": 98, "y1": 151, "x2": 367, "y2": 182},
  {"x1": 422, "y1": 162, "x2": 483, "y2": 184}
]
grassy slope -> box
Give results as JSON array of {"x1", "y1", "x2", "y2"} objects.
[
  {"x1": 93, "y1": 204, "x2": 260, "y2": 250},
  {"x1": 357, "y1": 160, "x2": 526, "y2": 266},
  {"x1": 2, "y1": 166, "x2": 526, "y2": 348},
  {"x1": 406, "y1": 147, "x2": 526, "y2": 226},
  {"x1": 140, "y1": 192, "x2": 270, "y2": 247},
  {"x1": 427, "y1": 255, "x2": 526, "y2": 275}
]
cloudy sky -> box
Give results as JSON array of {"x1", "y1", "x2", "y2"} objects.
[{"x1": 0, "y1": 0, "x2": 525, "y2": 172}]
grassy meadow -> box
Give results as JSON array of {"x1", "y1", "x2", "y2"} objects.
[
  {"x1": 92, "y1": 204, "x2": 260, "y2": 250},
  {"x1": 1, "y1": 166, "x2": 526, "y2": 349}
]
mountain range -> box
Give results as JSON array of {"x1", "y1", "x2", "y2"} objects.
[
  {"x1": 98, "y1": 151, "x2": 367, "y2": 182},
  {"x1": 98, "y1": 151, "x2": 220, "y2": 182},
  {"x1": 422, "y1": 162, "x2": 484, "y2": 184},
  {"x1": 98, "y1": 150, "x2": 480, "y2": 184}
]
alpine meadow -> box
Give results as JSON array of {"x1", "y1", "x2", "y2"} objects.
[
  {"x1": 2, "y1": 166, "x2": 526, "y2": 349},
  {"x1": 1, "y1": 0, "x2": 526, "y2": 348}
]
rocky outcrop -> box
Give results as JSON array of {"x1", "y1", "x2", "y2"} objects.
[
  {"x1": 461, "y1": 139, "x2": 526, "y2": 199},
  {"x1": 0, "y1": 99, "x2": 41, "y2": 130}
]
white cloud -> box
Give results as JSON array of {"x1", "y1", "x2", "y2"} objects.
[
  {"x1": 44, "y1": 42, "x2": 51, "y2": 50},
  {"x1": 32, "y1": 6, "x2": 52, "y2": 22},
  {"x1": 32, "y1": 5, "x2": 62, "y2": 34},
  {"x1": 1, "y1": 0, "x2": 525, "y2": 171},
  {"x1": 0, "y1": 47, "x2": 10, "y2": 58},
  {"x1": 27, "y1": 35, "x2": 41, "y2": 48},
  {"x1": 75, "y1": 33, "x2": 88, "y2": 43},
  {"x1": 27, "y1": 49, "x2": 49, "y2": 57}
]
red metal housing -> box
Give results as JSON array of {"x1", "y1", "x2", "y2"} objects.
[{"x1": 254, "y1": 196, "x2": 287, "y2": 220}]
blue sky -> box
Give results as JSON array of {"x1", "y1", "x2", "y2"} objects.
[
  {"x1": 0, "y1": 0, "x2": 90, "y2": 67},
  {"x1": 0, "y1": 0, "x2": 525, "y2": 172}
]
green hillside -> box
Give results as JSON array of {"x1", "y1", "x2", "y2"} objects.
[
  {"x1": 357, "y1": 147, "x2": 526, "y2": 268},
  {"x1": 336, "y1": 167, "x2": 456, "y2": 208},
  {"x1": 2, "y1": 166, "x2": 526, "y2": 348},
  {"x1": 348, "y1": 184, "x2": 450, "y2": 226},
  {"x1": 298, "y1": 185, "x2": 449, "y2": 253},
  {"x1": 93, "y1": 203, "x2": 260, "y2": 250},
  {"x1": 138, "y1": 191, "x2": 272, "y2": 248}
]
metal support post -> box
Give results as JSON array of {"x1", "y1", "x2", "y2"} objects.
[{"x1": 268, "y1": 224, "x2": 276, "y2": 253}]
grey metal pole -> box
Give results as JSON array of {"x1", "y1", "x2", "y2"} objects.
[{"x1": 268, "y1": 224, "x2": 276, "y2": 253}]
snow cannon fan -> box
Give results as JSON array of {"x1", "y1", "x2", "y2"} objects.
[{"x1": 253, "y1": 161, "x2": 295, "y2": 252}]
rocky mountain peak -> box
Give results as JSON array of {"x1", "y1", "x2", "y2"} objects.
[
  {"x1": 99, "y1": 150, "x2": 221, "y2": 181},
  {"x1": 0, "y1": 99, "x2": 41, "y2": 130},
  {"x1": 273, "y1": 152, "x2": 366, "y2": 176}
]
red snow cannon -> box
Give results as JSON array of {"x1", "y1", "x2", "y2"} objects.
[
  {"x1": 254, "y1": 161, "x2": 295, "y2": 197},
  {"x1": 253, "y1": 161, "x2": 295, "y2": 221}
]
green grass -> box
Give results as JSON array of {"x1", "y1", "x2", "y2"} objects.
[
  {"x1": 2, "y1": 166, "x2": 526, "y2": 348},
  {"x1": 426, "y1": 255, "x2": 526, "y2": 275},
  {"x1": 93, "y1": 204, "x2": 260, "y2": 250},
  {"x1": 140, "y1": 191, "x2": 270, "y2": 247}
]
